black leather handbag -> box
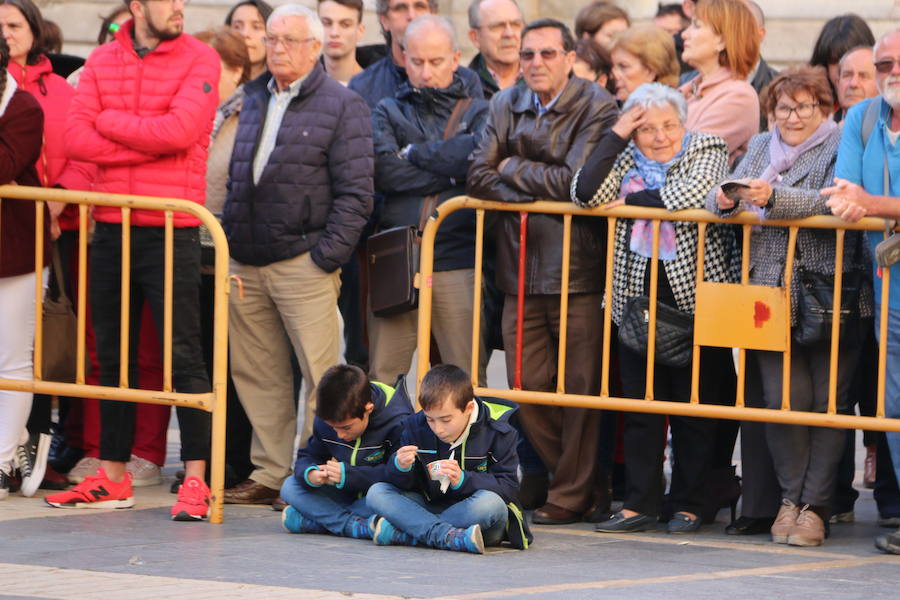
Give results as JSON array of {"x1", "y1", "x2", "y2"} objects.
[
  {"x1": 793, "y1": 269, "x2": 862, "y2": 346},
  {"x1": 618, "y1": 295, "x2": 694, "y2": 368}
]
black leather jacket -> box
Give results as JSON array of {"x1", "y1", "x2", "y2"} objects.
[{"x1": 467, "y1": 76, "x2": 618, "y2": 295}]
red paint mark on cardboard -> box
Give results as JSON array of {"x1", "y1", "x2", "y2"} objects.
[{"x1": 753, "y1": 301, "x2": 770, "y2": 328}]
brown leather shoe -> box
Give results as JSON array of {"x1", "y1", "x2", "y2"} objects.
[
  {"x1": 771, "y1": 499, "x2": 799, "y2": 544},
  {"x1": 223, "y1": 479, "x2": 279, "y2": 504},
  {"x1": 788, "y1": 506, "x2": 825, "y2": 547},
  {"x1": 532, "y1": 503, "x2": 581, "y2": 525},
  {"x1": 271, "y1": 496, "x2": 288, "y2": 511}
]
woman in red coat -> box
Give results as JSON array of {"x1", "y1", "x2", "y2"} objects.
[{"x1": 0, "y1": 35, "x2": 47, "y2": 499}]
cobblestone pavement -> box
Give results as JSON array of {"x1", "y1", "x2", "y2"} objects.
[{"x1": 1, "y1": 466, "x2": 898, "y2": 600}]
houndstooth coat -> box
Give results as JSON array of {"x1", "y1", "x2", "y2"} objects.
[
  {"x1": 705, "y1": 128, "x2": 874, "y2": 324},
  {"x1": 572, "y1": 132, "x2": 737, "y2": 325}
]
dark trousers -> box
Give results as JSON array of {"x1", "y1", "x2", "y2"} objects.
[
  {"x1": 502, "y1": 293, "x2": 602, "y2": 513},
  {"x1": 737, "y1": 352, "x2": 781, "y2": 519},
  {"x1": 618, "y1": 344, "x2": 724, "y2": 517},
  {"x1": 755, "y1": 335, "x2": 861, "y2": 509},
  {"x1": 90, "y1": 222, "x2": 210, "y2": 463}
]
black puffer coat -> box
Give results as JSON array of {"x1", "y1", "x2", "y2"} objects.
[
  {"x1": 373, "y1": 74, "x2": 489, "y2": 271},
  {"x1": 224, "y1": 64, "x2": 374, "y2": 271}
]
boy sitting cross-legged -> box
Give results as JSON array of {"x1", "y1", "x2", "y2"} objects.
[
  {"x1": 366, "y1": 364, "x2": 521, "y2": 554},
  {"x1": 280, "y1": 364, "x2": 413, "y2": 539}
]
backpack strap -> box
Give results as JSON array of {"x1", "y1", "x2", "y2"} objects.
[{"x1": 860, "y1": 98, "x2": 881, "y2": 149}]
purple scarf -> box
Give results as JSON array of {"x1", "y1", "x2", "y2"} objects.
[{"x1": 759, "y1": 119, "x2": 838, "y2": 184}]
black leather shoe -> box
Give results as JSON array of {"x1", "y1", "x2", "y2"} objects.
[
  {"x1": 725, "y1": 516, "x2": 775, "y2": 536},
  {"x1": 668, "y1": 512, "x2": 701, "y2": 534},
  {"x1": 594, "y1": 511, "x2": 657, "y2": 533}
]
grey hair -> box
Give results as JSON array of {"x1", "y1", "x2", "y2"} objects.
[
  {"x1": 622, "y1": 82, "x2": 688, "y2": 124},
  {"x1": 376, "y1": 0, "x2": 438, "y2": 17},
  {"x1": 268, "y1": 4, "x2": 325, "y2": 50},
  {"x1": 467, "y1": 0, "x2": 522, "y2": 29},
  {"x1": 402, "y1": 14, "x2": 458, "y2": 51}
]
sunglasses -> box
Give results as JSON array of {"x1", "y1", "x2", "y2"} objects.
[
  {"x1": 875, "y1": 58, "x2": 900, "y2": 74},
  {"x1": 519, "y1": 48, "x2": 563, "y2": 62}
]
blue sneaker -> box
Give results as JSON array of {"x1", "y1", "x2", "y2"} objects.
[
  {"x1": 371, "y1": 516, "x2": 415, "y2": 546},
  {"x1": 281, "y1": 505, "x2": 327, "y2": 534},
  {"x1": 345, "y1": 515, "x2": 372, "y2": 539},
  {"x1": 442, "y1": 524, "x2": 484, "y2": 554}
]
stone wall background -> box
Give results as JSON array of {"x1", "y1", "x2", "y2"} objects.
[{"x1": 38, "y1": 0, "x2": 900, "y2": 68}]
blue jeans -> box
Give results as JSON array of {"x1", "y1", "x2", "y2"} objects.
[
  {"x1": 875, "y1": 305, "x2": 900, "y2": 487},
  {"x1": 366, "y1": 482, "x2": 507, "y2": 548},
  {"x1": 280, "y1": 476, "x2": 373, "y2": 537}
]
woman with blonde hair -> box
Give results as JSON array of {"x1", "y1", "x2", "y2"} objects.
[{"x1": 609, "y1": 24, "x2": 679, "y2": 102}]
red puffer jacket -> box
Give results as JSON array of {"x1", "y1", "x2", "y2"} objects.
[
  {"x1": 9, "y1": 56, "x2": 96, "y2": 230},
  {"x1": 65, "y1": 20, "x2": 220, "y2": 227}
]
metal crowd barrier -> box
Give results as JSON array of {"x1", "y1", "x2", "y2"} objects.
[
  {"x1": 0, "y1": 185, "x2": 230, "y2": 523},
  {"x1": 416, "y1": 196, "x2": 900, "y2": 433}
]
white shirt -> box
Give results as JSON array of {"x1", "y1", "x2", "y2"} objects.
[{"x1": 252, "y1": 75, "x2": 308, "y2": 185}]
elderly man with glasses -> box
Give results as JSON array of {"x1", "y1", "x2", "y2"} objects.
[
  {"x1": 221, "y1": 3, "x2": 373, "y2": 506},
  {"x1": 466, "y1": 0, "x2": 524, "y2": 98},
  {"x1": 467, "y1": 18, "x2": 618, "y2": 526}
]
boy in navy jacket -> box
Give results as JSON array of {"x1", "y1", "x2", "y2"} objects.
[
  {"x1": 280, "y1": 365, "x2": 413, "y2": 539},
  {"x1": 366, "y1": 364, "x2": 520, "y2": 554}
]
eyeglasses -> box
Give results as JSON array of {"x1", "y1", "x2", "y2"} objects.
[
  {"x1": 519, "y1": 48, "x2": 563, "y2": 62},
  {"x1": 479, "y1": 19, "x2": 524, "y2": 34},
  {"x1": 264, "y1": 36, "x2": 315, "y2": 50},
  {"x1": 635, "y1": 122, "x2": 682, "y2": 137},
  {"x1": 874, "y1": 58, "x2": 900, "y2": 74},
  {"x1": 773, "y1": 102, "x2": 819, "y2": 120}
]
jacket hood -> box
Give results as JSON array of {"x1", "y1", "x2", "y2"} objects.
[
  {"x1": 8, "y1": 55, "x2": 52, "y2": 89},
  {"x1": 113, "y1": 19, "x2": 186, "y2": 58}
]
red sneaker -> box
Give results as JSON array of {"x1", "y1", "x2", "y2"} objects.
[
  {"x1": 171, "y1": 476, "x2": 210, "y2": 521},
  {"x1": 45, "y1": 468, "x2": 134, "y2": 509}
]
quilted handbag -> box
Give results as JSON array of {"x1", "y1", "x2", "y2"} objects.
[{"x1": 618, "y1": 295, "x2": 694, "y2": 368}]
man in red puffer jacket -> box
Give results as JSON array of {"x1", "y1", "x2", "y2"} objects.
[{"x1": 46, "y1": 0, "x2": 220, "y2": 522}]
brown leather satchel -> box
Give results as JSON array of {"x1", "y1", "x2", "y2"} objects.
[
  {"x1": 40, "y1": 244, "x2": 82, "y2": 382},
  {"x1": 367, "y1": 98, "x2": 472, "y2": 317}
]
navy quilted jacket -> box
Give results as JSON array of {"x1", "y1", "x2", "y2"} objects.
[{"x1": 224, "y1": 64, "x2": 374, "y2": 271}]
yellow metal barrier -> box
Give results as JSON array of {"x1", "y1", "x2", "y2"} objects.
[
  {"x1": 416, "y1": 196, "x2": 900, "y2": 433},
  {"x1": 0, "y1": 185, "x2": 230, "y2": 523}
]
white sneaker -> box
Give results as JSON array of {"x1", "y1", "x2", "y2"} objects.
[
  {"x1": 67, "y1": 457, "x2": 101, "y2": 484},
  {"x1": 126, "y1": 455, "x2": 162, "y2": 487}
]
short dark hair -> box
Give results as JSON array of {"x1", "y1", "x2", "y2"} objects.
[
  {"x1": 574, "y1": 1, "x2": 629, "y2": 40},
  {"x1": 316, "y1": 364, "x2": 373, "y2": 422},
  {"x1": 763, "y1": 65, "x2": 834, "y2": 120},
  {"x1": 318, "y1": 0, "x2": 364, "y2": 23},
  {"x1": 0, "y1": 0, "x2": 45, "y2": 65},
  {"x1": 522, "y1": 18, "x2": 575, "y2": 53},
  {"x1": 225, "y1": 0, "x2": 274, "y2": 27},
  {"x1": 419, "y1": 365, "x2": 474, "y2": 412},
  {"x1": 42, "y1": 19, "x2": 62, "y2": 54},
  {"x1": 810, "y1": 14, "x2": 875, "y2": 71},
  {"x1": 655, "y1": 2, "x2": 687, "y2": 19}
]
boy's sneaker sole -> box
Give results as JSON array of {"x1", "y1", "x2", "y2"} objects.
[
  {"x1": 172, "y1": 510, "x2": 207, "y2": 521},
  {"x1": 45, "y1": 497, "x2": 135, "y2": 509}
]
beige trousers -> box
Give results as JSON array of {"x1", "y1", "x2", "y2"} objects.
[
  {"x1": 368, "y1": 268, "x2": 485, "y2": 386},
  {"x1": 228, "y1": 252, "x2": 340, "y2": 490}
]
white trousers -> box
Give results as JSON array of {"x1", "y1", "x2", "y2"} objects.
[{"x1": 0, "y1": 269, "x2": 44, "y2": 470}]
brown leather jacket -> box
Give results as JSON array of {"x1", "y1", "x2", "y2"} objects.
[{"x1": 467, "y1": 76, "x2": 618, "y2": 295}]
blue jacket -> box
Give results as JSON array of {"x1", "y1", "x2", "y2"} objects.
[
  {"x1": 373, "y1": 74, "x2": 489, "y2": 271},
  {"x1": 834, "y1": 97, "x2": 900, "y2": 309},
  {"x1": 387, "y1": 397, "x2": 519, "y2": 507},
  {"x1": 293, "y1": 380, "x2": 414, "y2": 501},
  {"x1": 223, "y1": 64, "x2": 374, "y2": 271},
  {"x1": 348, "y1": 54, "x2": 484, "y2": 110}
]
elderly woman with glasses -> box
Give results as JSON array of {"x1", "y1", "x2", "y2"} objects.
[
  {"x1": 708, "y1": 66, "x2": 873, "y2": 547},
  {"x1": 572, "y1": 82, "x2": 736, "y2": 534}
]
